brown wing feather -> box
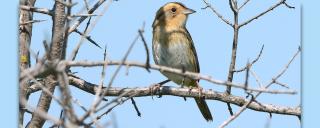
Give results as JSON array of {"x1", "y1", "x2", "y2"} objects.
[{"x1": 184, "y1": 28, "x2": 200, "y2": 73}]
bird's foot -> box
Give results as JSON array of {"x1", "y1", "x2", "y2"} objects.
[
  {"x1": 150, "y1": 83, "x2": 162, "y2": 99},
  {"x1": 149, "y1": 79, "x2": 170, "y2": 99}
]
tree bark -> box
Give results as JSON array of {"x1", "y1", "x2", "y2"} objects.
[
  {"x1": 19, "y1": 0, "x2": 36, "y2": 127},
  {"x1": 27, "y1": 1, "x2": 67, "y2": 127}
]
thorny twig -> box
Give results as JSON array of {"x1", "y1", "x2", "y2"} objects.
[
  {"x1": 79, "y1": 22, "x2": 143, "y2": 122},
  {"x1": 68, "y1": 0, "x2": 112, "y2": 61},
  {"x1": 74, "y1": 29, "x2": 102, "y2": 48}
]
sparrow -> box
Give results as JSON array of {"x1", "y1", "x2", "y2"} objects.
[{"x1": 152, "y1": 2, "x2": 213, "y2": 121}]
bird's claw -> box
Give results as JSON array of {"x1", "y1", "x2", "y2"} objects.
[{"x1": 150, "y1": 83, "x2": 162, "y2": 99}]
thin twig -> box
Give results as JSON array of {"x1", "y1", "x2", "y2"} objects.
[
  {"x1": 227, "y1": 104, "x2": 234, "y2": 115},
  {"x1": 219, "y1": 94, "x2": 255, "y2": 128},
  {"x1": 202, "y1": 0, "x2": 233, "y2": 27},
  {"x1": 19, "y1": 19, "x2": 47, "y2": 25},
  {"x1": 67, "y1": 0, "x2": 112, "y2": 61},
  {"x1": 78, "y1": 28, "x2": 139, "y2": 121},
  {"x1": 239, "y1": 0, "x2": 251, "y2": 10},
  {"x1": 20, "y1": 5, "x2": 53, "y2": 15},
  {"x1": 65, "y1": 60, "x2": 297, "y2": 94},
  {"x1": 274, "y1": 81, "x2": 290, "y2": 89},
  {"x1": 97, "y1": 23, "x2": 151, "y2": 108},
  {"x1": 73, "y1": 98, "x2": 88, "y2": 112},
  {"x1": 68, "y1": 0, "x2": 107, "y2": 33},
  {"x1": 250, "y1": 69, "x2": 263, "y2": 88},
  {"x1": 57, "y1": 109, "x2": 64, "y2": 128},
  {"x1": 20, "y1": 98, "x2": 62, "y2": 125},
  {"x1": 244, "y1": 61, "x2": 250, "y2": 92},
  {"x1": 283, "y1": 2, "x2": 295, "y2": 9},
  {"x1": 89, "y1": 45, "x2": 109, "y2": 126},
  {"x1": 67, "y1": 77, "x2": 301, "y2": 116},
  {"x1": 24, "y1": 73, "x2": 64, "y2": 107},
  {"x1": 234, "y1": 45, "x2": 264, "y2": 73},
  {"x1": 225, "y1": 0, "x2": 239, "y2": 116},
  {"x1": 96, "y1": 89, "x2": 137, "y2": 112},
  {"x1": 57, "y1": 71, "x2": 77, "y2": 124},
  {"x1": 83, "y1": 0, "x2": 90, "y2": 10},
  {"x1": 70, "y1": 14, "x2": 102, "y2": 17},
  {"x1": 74, "y1": 29, "x2": 102, "y2": 48},
  {"x1": 269, "y1": 46, "x2": 301, "y2": 83},
  {"x1": 239, "y1": 0, "x2": 294, "y2": 28},
  {"x1": 138, "y1": 22, "x2": 151, "y2": 72},
  {"x1": 88, "y1": 92, "x2": 139, "y2": 125},
  {"x1": 130, "y1": 98, "x2": 141, "y2": 117},
  {"x1": 218, "y1": 47, "x2": 301, "y2": 127}
]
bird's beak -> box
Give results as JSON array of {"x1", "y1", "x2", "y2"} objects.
[{"x1": 183, "y1": 8, "x2": 196, "y2": 15}]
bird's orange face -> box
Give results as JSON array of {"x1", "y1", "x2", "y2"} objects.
[{"x1": 152, "y1": 2, "x2": 196, "y2": 29}]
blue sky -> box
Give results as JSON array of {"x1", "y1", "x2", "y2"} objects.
[{"x1": 3, "y1": 0, "x2": 316, "y2": 128}]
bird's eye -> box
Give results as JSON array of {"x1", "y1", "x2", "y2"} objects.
[{"x1": 171, "y1": 7, "x2": 177, "y2": 13}]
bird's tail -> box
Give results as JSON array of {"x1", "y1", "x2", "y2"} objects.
[{"x1": 194, "y1": 98, "x2": 213, "y2": 122}]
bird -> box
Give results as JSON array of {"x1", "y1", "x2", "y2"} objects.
[{"x1": 152, "y1": 2, "x2": 213, "y2": 121}]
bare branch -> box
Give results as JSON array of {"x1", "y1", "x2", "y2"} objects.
[
  {"x1": 88, "y1": 45, "x2": 109, "y2": 126},
  {"x1": 283, "y1": 2, "x2": 295, "y2": 9},
  {"x1": 234, "y1": 44, "x2": 264, "y2": 73},
  {"x1": 73, "y1": 98, "x2": 88, "y2": 112},
  {"x1": 202, "y1": 0, "x2": 233, "y2": 27},
  {"x1": 218, "y1": 47, "x2": 300, "y2": 127},
  {"x1": 226, "y1": 0, "x2": 240, "y2": 95},
  {"x1": 68, "y1": 76, "x2": 301, "y2": 116},
  {"x1": 74, "y1": 29, "x2": 102, "y2": 48},
  {"x1": 20, "y1": 5, "x2": 53, "y2": 15},
  {"x1": 70, "y1": 14, "x2": 102, "y2": 17},
  {"x1": 87, "y1": 92, "x2": 138, "y2": 126},
  {"x1": 27, "y1": 75, "x2": 58, "y2": 128},
  {"x1": 271, "y1": 46, "x2": 301, "y2": 81},
  {"x1": 226, "y1": 103, "x2": 234, "y2": 116},
  {"x1": 78, "y1": 24, "x2": 141, "y2": 122},
  {"x1": 19, "y1": 0, "x2": 36, "y2": 126},
  {"x1": 229, "y1": 0, "x2": 238, "y2": 13},
  {"x1": 274, "y1": 81, "x2": 290, "y2": 89},
  {"x1": 239, "y1": 0, "x2": 294, "y2": 28},
  {"x1": 250, "y1": 69, "x2": 263, "y2": 88},
  {"x1": 21, "y1": 0, "x2": 300, "y2": 127},
  {"x1": 239, "y1": 0, "x2": 251, "y2": 10},
  {"x1": 68, "y1": 0, "x2": 112, "y2": 61},
  {"x1": 130, "y1": 98, "x2": 141, "y2": 117},
  {"x1": 19, "y1": 19, "x2": 47, "y2": 25},
  {"x1": 138, "y1": 22, "x2": 151, "y2": 72},
  {"x1": 65, "y1": 60, "x2": 297, "y2": 94},
  {"x1": 219, "y1": 94, "x2": 255, "y2": 128},
  {"x1": 57, "y1": 71, "x2": 77, "y2": 124},
  {"x1": 21, "y1": 99, "x2": 62, "y2": 126},
  {"x1": 68, "y1": 0, "x2": 107, "y2": 33},
  {"x1": 27, "y1": 1, "x2": 67, "y2": 127},
  {"x1": 225, "y1": 0, "x2": 240, "y2": 116}
]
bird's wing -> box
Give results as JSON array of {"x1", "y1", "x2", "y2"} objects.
[{"x1": 185, "y1": 29, "x2": 200, "y2": 73}]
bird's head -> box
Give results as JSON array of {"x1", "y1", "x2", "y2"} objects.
[{"x1": 152, "y1": 2, "x2": 196, "y2": 29}]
